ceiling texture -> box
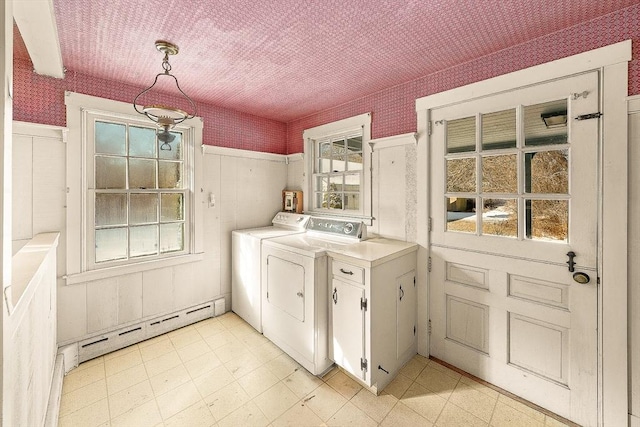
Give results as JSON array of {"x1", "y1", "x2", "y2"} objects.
[{"x1": 13, "y1": 0, "x2": 640, "y2": 123}]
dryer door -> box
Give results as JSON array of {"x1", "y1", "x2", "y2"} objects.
[{"x1": 265, "y1": 255, "x2": 305, "y2": 321}]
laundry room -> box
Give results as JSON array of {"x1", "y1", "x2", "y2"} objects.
[{"x1": 3, "y1": 1, "x2": 640, "y2": 426}]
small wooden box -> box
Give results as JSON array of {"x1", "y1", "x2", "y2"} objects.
[{"x1": 282, "y1": 190, "x2": 303, "y2": 213}]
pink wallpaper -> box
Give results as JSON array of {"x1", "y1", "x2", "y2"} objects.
[
  {"x1": 286, "y1": 4, "x2": 640, "y2": 153},
  {"x1": 13, "y1": 59, "x2": 288, "y2": 154}
]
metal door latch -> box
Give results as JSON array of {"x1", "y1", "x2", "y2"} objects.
[
  {"x1": 566, "y1": 251, "x2": 576, "y2": 272},
  {"x1": 575, "y1": 112, "x2": 602, "y2": 121}
]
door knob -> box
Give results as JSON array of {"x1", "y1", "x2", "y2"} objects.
[{"x1": 573, "y1": 272, "x2": 590, "y2": 284}]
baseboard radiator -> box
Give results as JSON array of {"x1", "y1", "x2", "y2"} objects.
[{"x1": 73, "y1": 300, "x2": 219, "y2": 364}]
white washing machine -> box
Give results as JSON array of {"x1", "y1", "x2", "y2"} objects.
[
  {"x1": 261, "y1": 217, "x2": 366, "y2": 375},
  {"x1": 232, "y1": 212, "x2": 310, "y2": 332}
]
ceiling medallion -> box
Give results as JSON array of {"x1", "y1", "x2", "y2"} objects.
[{"x1": 133, "y1": 40, "x2": 197, "y2": 150}]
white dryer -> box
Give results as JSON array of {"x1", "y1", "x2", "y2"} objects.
[
  {"x1": 261, "y1": 217, "x2": 366, "y2": 375},
  {"x1": 231, "y1": 212, "x2": 310, "y2": 332}
]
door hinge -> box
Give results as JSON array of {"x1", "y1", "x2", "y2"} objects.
[
  {"x1": 428, "y1": 257, "x2": 432, "y2": 272},
  {"x1": 427, "y1": 121, "x2": 432, "y2": 136},
  {"x1": 428, "y1": 217, "x2": 432, "y2": 232},
  {"x1": 428, "y1": 319, "x2": 432, "y2": 335},
  {"x1": 361, "y1": 358, "x2": 368, "y2": 372},
  {"x1": 575, "y1": 112, "x2": 602, "y2": 121},
  {"x1": 414, "y1": 325, "x2": 416, "y2": 336},
  {"x1": 360, "y1": 297, "x2": 368, "y2": 311},
  {"x1": 413, "y1": 276, "x2": 416, "y2": 286}
]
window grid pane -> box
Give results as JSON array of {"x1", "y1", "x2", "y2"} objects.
[
  {"x1": 94, "y1": 119, "x2": 188, "y2": 264},
  {"x1": 313, "y1": 134, "x2": 363, "y2": 212},
  {"x1": 445, "y1": 99, "x2": 570, "y2": 241}
]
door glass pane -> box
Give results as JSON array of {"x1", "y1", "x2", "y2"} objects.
[
  {"x1": 158, "y1": 132, "x2": 182, "y2": 160},
  {"x1": 482, "y1": 199, "x2": 517, "y2": 237},
  {"x1": 526, "y1": 199, "x2": 568, "y2": 242},
  {"x1": 446, "y1": 197, "x2": 476, "y2": 233},
  {"x1": 95, "y1": 193, "x2": 127, "y2": 226},
  {"x1": 344, "y1": 193, "x2": 359, "y2": 210},
  {"x1": 447, "y1": 158, "x2": 476, "y2": 192},
  {"x1": 329, "y1": 175, "x2": 343, "y2": 192},
  {"x1": 524, "y1": 100, "x2": 568, "y2": 146},
  {"x1": 129, "y1": 159, "x2": 157, "y2": 189},
  {"x1": 482, "y1": 109, "x2": 516, "y2": 150},
  {"x1": 130, "y1": 193, "x2": 158, "y2": 224},
  {"x1": 482, "y1": 154, "x2": 517, "y2": 193},
  {"x1": 129, "y1": 126, "x2": 156, "y2": 158},
  {"x1": 96, "y1": 156, "x2": 126, "y2": 189},
  {"x1": 160, "y1": 223, "x2": 184, "y2": 253},
  {"x1": 130, "y1": 225, "x2": 158, "y2": 257},
  {"x1": 158, "y1": 161, "x2": 182, "y2": 189},
  {"x1": 95, "y1": 227, "x2": 127, "y2": 262},
  {"x1": 161, "y1": 193, "x2": 184, "y2": 221},
  {"x1": 525, "y1": 150, "x2": 568, "y2": 194},
  {"x1": 447, "y1": 116, "x2": 476, "y2": 153},
  {"x1": 95, "y1": 121, "x2": 126, "y2": 155}
]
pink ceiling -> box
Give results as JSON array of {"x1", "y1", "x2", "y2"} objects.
[{"x1": 15, "y1": 0, "x2": 640, "y2": 123}]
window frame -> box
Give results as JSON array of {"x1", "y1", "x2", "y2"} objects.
[
  {"x1": 86, "y1": 113, "x2": 191, "y2": 269},
  {"x1": 65, "y1": 92, "x2": 204, "y2": 283},
  {"x1": 304, "y1": 113, "x2": 372, "y2": 223}
]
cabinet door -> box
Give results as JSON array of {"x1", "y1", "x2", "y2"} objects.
[
  {"x1": 397, "y1": 271, "x2": 416, "y2": 358},
  {"x1": 331, "y1": 279, "x2": 365, "y2": 380}
]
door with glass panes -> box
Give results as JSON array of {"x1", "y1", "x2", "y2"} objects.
[{"x1": 429, "y1": 72, "x2": 599, "y2": 426}]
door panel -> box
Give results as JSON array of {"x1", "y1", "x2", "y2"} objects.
[
  {"x1": 429, "y1": 72, "x2": 599, "y2": 426},
  {"x1": 397, "y1": 271, "x2": 416, "y2": 358},
  {"x1": 331, "y1": 279, "x2": 365, "y2": 380}
]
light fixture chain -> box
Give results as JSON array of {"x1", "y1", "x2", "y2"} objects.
[{"x1": 162, "y1": 53, "x2": 172, "y2": 74}]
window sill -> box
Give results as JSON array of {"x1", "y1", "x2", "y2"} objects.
[{"x1": 64, "y1": 252, "x2": 205, "y2": 285}]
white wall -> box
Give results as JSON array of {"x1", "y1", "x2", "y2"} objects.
[
  {"x1": 12, "y1": 123, "x2": 288, "y2": 347},
  {"x1": 628, "y1": 97, "x2": 640, "y2": 424}
]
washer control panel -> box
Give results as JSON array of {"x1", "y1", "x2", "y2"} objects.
[{"x1": 307, "y1": 217, "x2": 366, "y2": 239}]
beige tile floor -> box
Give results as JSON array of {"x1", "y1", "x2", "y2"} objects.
[{"x1": 58, "y1": 312, "x2": 572, "y2": 427}]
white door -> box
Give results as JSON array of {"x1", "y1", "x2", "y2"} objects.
[{"x1": 429, "y1": 72, "x2": 599, "y2": 426}]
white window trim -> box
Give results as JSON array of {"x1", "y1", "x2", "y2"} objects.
[
  {"x1": 303, "y1": 113, "x2": 372, "y2": 224},
  {"x1": 64, "y1": 92, "x2": 204, "y2": 283}
]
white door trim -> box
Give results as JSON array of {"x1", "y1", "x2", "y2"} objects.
[{"x1": 416, "y1": 40, "x2": 631, "y2": 426}]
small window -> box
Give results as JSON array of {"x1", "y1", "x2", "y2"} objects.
[{"x1": 304, "y1": 113, "x2": 372, "y2": 220}]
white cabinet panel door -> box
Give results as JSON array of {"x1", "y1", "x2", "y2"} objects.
[
  {"x1": 331, "y1": 279, "x2": 365, "y2": 380},
  {"x1": 429, "y1": 71, "x2": 599, "y2": 426}
]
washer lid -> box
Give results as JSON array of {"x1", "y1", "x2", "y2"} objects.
[{"x1": 263, "y1": 233, "x2": 354, "y2": 258}]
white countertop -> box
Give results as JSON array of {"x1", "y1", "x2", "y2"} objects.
[{"x1": 328, "y1": 237, "x2": 418, "y2": 268}]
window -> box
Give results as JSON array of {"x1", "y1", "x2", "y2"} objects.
[
  {"x1": 90, "y1": 118, "x2": 188, "y2": 264},
  {"x1": 304, "y1": 113, "x2": 372, "y2": 221},
  {"x1": 444, "y1": 99, "x2": 569, "y2": 241},
  {"x1": 65, "y1": 92, "x2": 204, "y2": 279}
]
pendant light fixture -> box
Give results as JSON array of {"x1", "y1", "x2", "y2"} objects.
[{"x1": 133, "y1": 40, "x2": 197, "y2": 150}]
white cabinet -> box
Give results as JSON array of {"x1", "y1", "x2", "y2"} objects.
[
  {"x1": 331, "y1": 279, "x2": 365, "y2": 380},
  {"x1": 329, "y1": 240, "x2": 418, "y2": 394}
]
